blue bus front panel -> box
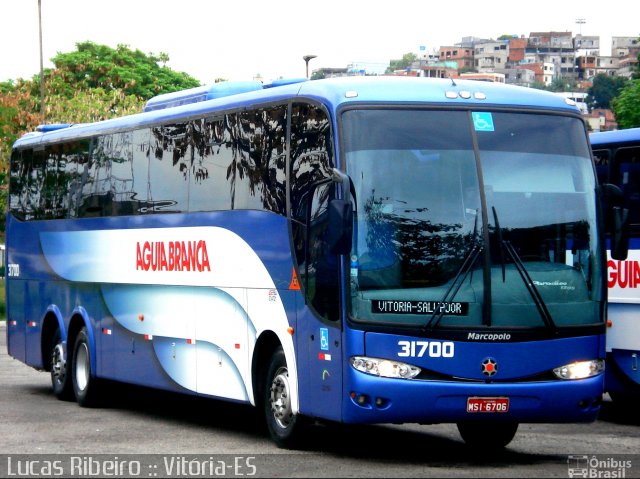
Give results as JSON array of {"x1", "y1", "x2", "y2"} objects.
[{"x1": 341, "y1": 331, "x2": 604, "y2": 424}]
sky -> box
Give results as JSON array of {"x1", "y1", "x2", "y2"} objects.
[{"x1": 1, "y1": 0, "x2": 639, "y2": 85}]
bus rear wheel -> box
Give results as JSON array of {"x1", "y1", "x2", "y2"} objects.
[
  {"x1": 264, "y1": 347, "x2": 306, "y2": 449},
  {"x1": 50, "y1": 329, "x2": 73, "y2": 400},
  {"x1": 456, "y1": 422, "x2": 518, "y2": 448},
  {"x1": 71, "y1": 327, "x2": 100, "y2": 407}
]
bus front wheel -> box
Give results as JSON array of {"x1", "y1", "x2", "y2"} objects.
[
  {"x1": 71, "y1": 327, "x2": 100, "y2": 407},
  {"x1": 264, "y1": 347, "x2": 306, "y2": 449},
  {"x1": 456, "y1": 421, "x2": 518, "y2": 448},
  {"x1": 609, "y1": 392, "x2": 636, "y2": 410}
]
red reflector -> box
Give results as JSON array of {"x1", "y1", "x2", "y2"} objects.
[
  {"x1": 235, "y1": 343, "x2": 240, "y2": 349},
  {"x1": 186, "y1": 339, "x2": 196, "y2": 344},
  {"x1": 144, "y1": 334, "x2": 153, "y2": 341},
  {"x1": 102, "y1": 328, "x2": 112, "y2": 335}
]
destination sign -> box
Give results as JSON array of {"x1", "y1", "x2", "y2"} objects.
[{"x1": 371, "y1": 300, "x2": 468, "y2": 316}]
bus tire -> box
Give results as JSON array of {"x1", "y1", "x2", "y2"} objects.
[
  {"x1": 456, "y1": 421, "x2": 518, "y2": 448},
  {"x1": 71, "y1": 327, "x2": 100, "y2": 407},
  {"x1": 609, "y1": 392, "x2": 636, "y2": 411},
  {"x1": 50, "y1": 329, "x2": 73, "y2": 400},
  {"x1": 264, "y1": 346, "x2": 306, "y2": 449}
]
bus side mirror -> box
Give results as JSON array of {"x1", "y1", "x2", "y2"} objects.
[
  {"x1": 327, "y1": 199, "x2": 353, "y2": 255},
  {"x1": 600, "y1": 183, "x2": 623, "y2": 208},
  {"x1": 611, "y1": 206, "x2": 629, "y2": 261}
]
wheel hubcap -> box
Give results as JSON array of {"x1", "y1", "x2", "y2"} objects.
[
  {"x1": 51, "y1": 343, "x2": 66, "y2": 385},
  {"x1": 270, "y1": 367, "x2": 292, "y2": 429},
  {"x1": 75, "y1": 343, "x2": 90, "y2": 392}
]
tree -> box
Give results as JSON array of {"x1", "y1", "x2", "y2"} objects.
[
  {"x1": 612, "y1": 79, "x2": 640, "y2": 128},
  {"x1": 548, "y1": 76, "x2": 569, "y2": 92},
  {"x1": 586, "y1": 74, "x2": 628, "y2": 110},
  {"x1": 634, "y1": 40, "x2": 640, "y2": 80},
  {"x1": 49, "y1": 41, "x2": 200, "y2": 99},
  {"x1": 530, "y1": 81, "x2": 548, "y2": 91},
  {"x1": 0, "y1": 42, "x2": 203, "y2": 232},
  {"x1": 386, "y1": 53, "x2": 418, "y2": 74}
]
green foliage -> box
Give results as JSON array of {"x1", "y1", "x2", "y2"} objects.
[
  {"x1": 0, "y1": 42, "x2": 204, "y2": 233},
  {"x1": 529, "y1": 81, "x2": 548, "y2": 91},
  {"x1": 547, "y1": 77, "x2": 569, "y2": 92},
  {"x1": 0, "y1": 81, "x2": 16, "y2": 94},
  {"x1": 45, "y1": 88, "x2": 145, "y2": 123},
  {"x1": 587, "y1": 74, "x2": 628, "y2": 110},
  {"x1": 50, "y1": 41, "x2": 200, "y2": 99},
  {"x1": 612, "y1": 79, "x2": 640, "y2": 129},
  {"x1": 386, "y1": 53, "x2": 418, "y2": 73}
]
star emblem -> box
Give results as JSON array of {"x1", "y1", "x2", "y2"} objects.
[{"x1": 481, "y1": 358, "x2": 498, "y2": 377}]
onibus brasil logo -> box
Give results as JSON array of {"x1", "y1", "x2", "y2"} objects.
[{"x1": 567, "y1": 455, "x2": 632, "y2": 478}]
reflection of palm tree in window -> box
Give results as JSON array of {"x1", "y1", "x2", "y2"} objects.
[
  {"x1": 149, "y1": 108, "x2": 287, "y2": 212},
  {"x1": 361, "y1": 191, "x2": 470, "y2": 288}
]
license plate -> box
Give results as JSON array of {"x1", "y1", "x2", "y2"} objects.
[{"x1": 467, "y1": 397, "x2": 510, "y2": 413}]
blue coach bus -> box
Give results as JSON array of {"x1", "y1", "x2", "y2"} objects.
[
  {"x1": 6, "y1": 76, "x2": 619, "y2": 448},
  {"x1": 590, "y1": 127, "x2": 640, "y2": 406}
]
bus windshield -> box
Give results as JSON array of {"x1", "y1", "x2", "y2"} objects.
[{"x1": 343, "y1": 109, "x2": 603, "y2": 330}]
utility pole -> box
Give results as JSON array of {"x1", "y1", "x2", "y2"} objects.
[
  {"x1": 575, "y1": 19, "x2": 586, "y2": 81},
  {"x1": 38, "y1": 0, "x2": 45, "y2": 122}
]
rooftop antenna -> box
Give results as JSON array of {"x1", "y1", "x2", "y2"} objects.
[{"x1": 449, "y1": 75, "x2": 457, "y2": 87}]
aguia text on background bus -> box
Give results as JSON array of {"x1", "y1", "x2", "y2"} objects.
[{"x1": 5, "y1": 76, "x2": 623, "y2": 448}]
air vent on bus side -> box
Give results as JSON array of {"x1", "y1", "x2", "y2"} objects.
[
  {"x1": 143, "y1": 78, "x2": 309, "y2": 112},
  {"x1": 143, "y1": 81, "x2": 264, "y2": 112}
]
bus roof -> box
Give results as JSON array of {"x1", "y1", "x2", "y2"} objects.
[
  {"x1": 13, "y1": 76, "x2": 582, "y2": 149},
  {"x1": 589, "y1": 127, "x2": 640, "y2": 147}
]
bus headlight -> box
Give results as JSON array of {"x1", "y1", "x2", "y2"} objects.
[
  {"x1": 553, "y1": 359, "x2": 604, "y2": 380},
  {"x1": 350, "y1": 356, "x2": 421, "y2": 379}
]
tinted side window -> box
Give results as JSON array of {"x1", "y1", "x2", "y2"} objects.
[
  {"x1": 234, "y1": 106, "x2": 287, "y2": 214},
  {"x1": 64, "y1": 140, "x2": 91, "y2": 219},
  {"x1": 27, "y1": 149, "x2": 46, "y2": 220},
  {"x1": 41, "y1": 144, "x2": 62, "y2": 219},
  {"x1": 614, "y1": 146, "x2": 640, "y2": 230},
  {"x1": 189, "y1": 117, "x2": 234, "y2": 212},
  {"x1": 592, "y1": 148, "x2": 610, "y2": 185},
  {"x1": 9, "y1": 149, "x2": 26, "y2": 220},
  {"x1": 149, "y1": 124, "x2": 190, "y2": 213},
  {"x1": 10, "y1": 141, "x2": 91, "y2": 221},
  {"x1": 78, "y1": 133, "x2": 127, "y2": 217}
]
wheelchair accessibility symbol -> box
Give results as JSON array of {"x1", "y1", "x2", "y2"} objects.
[
  {"x1": 473, "y1": 112, "x2": 495, "y2": 132},
  {"x1": 320, "y1": 328, "x2": 329, "y2": 351}
]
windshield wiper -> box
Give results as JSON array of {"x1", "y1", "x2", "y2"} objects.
[
  {"x1": 492, "y1": 207, "x2": 506, "y2": 282},
  {"x1": 424, "y1": 212, "x2": 481, "y2": 331},
  {"x1": 492, "y1": 207, "x2": 557, "y2": 334}
]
